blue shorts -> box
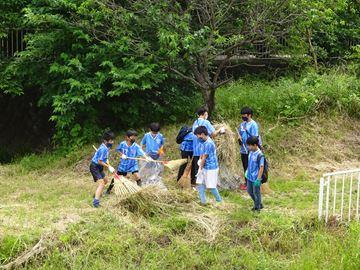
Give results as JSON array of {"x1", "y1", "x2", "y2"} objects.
[{"x1": 90, "y1": 162, "x2": 105, "y2": 182}]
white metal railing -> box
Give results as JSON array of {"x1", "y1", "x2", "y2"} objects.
[{"x1": 318, "y1": 169, "x2": 360, "y2": 223}]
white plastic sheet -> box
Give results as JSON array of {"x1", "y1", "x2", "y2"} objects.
[{"x1": 139, "y1": 160, "x2": 167, "y2": 190}]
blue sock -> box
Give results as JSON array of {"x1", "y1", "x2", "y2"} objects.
[
  {"x1": 93, "y1": 198, "x2": 100, "y2": 207},
  {"x1": 210, "y1": 188, "x2": 222, "y2": 202},
  {"x1": 197, "y1": 184, "x2": 207, "y2": 204}
]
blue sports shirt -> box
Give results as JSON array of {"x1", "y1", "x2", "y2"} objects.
[
  {"x1": 116, "y1": 141, "x2": 145, "y2": 173},
  {"x1": 247, "y1": 149, "x2": 265, "y2": 182},
  {"x1": 200, "y1": 137, "x2": 219, "y2": 170},
  {"x1": 192, "y1": 118, "x2": 215, "y2": 156},
  {"x1": 91, "y1": 143, "x2": 109, "y2": 165}
]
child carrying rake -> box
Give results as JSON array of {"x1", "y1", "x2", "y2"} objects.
[
  {"x1": 106, "y1": 129, "x2": 152, "y2": 194},
  {"x1": 90, "y1": 131, "x2": 116, "y2": 208}
]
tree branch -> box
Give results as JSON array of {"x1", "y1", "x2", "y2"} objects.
[{"x1": 169, "y1": 67, "x2": 204, "y2": 89}]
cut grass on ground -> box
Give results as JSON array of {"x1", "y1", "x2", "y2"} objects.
[{"x1": 0, "y1": 116, "x2": 359, "y2": 269}]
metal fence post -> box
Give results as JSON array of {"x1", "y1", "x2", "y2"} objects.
[
  {"x1": 318, "y1": 177, "x2": 325, "y2": 221},
  {"x1": 325, "y1": 176, "x2": 331, "y2": 223},
  {"x1": 348, "y1": 174, "x2": 353, "y2": 221}
]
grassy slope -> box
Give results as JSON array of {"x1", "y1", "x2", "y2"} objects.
[{"x1": 1, "y1": 73, "x2": 360, "y2": 269}]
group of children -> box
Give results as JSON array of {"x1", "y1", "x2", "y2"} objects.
[
  {"x1": 90, "y1": 106, "x2": 265, "y2": 212},
  {"x1": 90, "y1": 125, "x2": 165, "y2": 207}
]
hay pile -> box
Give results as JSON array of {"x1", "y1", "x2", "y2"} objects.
[
  {"x1": 115, "y1": 187, "x2": 196, "y2": 217},
  {"x1": 213, "y1": 122, "x2": 242, "y2": 189}
]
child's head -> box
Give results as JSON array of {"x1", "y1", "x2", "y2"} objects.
[
  {"x1": 126, "y1": 129, "x2": 138, "y2": 144},
  {"x1": 149, "y1": 122, "x2": 160, "y2": 134},
  {"x1": 194, "y1": 125, "x2": 208, "y2": 141},
  {"x1": 103, "y1": 131, "x2": 115, "y2": 148},
  {"x1": 197, "y1": 107, "x2": 209, "y2": 120},
  {"x1": 246, "y1": 136, "x2": 260, "y2": 152},
  {"x1": 241, "y1": 107, "x2": 253, "y2": 122}
]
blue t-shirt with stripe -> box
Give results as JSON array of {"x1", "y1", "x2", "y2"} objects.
[
  {"x1": 192, "y1": 118, "x2": 215, "y2": 156},
  {"x1": 141, "y1": 132, "x2": 164, "y2": 155},
  {"x1": 116, "y1": 141, "x2": 145, "y2": 172},
  {"x1": 247, "y1": 149, "x2": 264, "y2": 182},
  {"x1": 91, "y1": 143, "x2": 109, "y2": 165},
  {"x1": 200, "y1": 137, "x2": 219, "y2": 170},
  {"x1": 180, "y1": 132, "x2": 193, "y2": 152},
  {"x1": 238, "y1": 120, "x2": 259, "y2": 154}
]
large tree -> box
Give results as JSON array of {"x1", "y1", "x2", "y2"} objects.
[{"x1": 96, "y1": 0, "x2": 304, "y2": 114}]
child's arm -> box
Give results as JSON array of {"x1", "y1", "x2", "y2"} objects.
[
  {"x1": 137, "y1": 147, "x2": 152, "y2": 161},
  {"x1": 98, "y1": 160, "x2": 115, "y2": 173},
  {"x1": 140, "y1": 135, "x2": 146, "y2": 151},
  {"x1": 98, "y1": 160, "x2": 110, "y2": 168},
  {"x1": 257, "y1": 165, "x2": 264, "y2": 180},
  {"x1": 199, "y1": 154, "x2": 207, "y2": 170}
]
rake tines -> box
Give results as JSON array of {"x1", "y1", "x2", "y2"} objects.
[{"x1": 113, "y1": 174, "x2": 141, "y2": 196}]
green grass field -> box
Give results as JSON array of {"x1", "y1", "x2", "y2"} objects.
[{"x1": 1, "y1": 72, "x2": 360, "y2": 269}]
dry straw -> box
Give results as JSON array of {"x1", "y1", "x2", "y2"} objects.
[
  {"x1": 113, "y1": 175, "x2": 141, "y2": 196},
  {"x1": 178, "y1": 158, "x2": 192, "y2": 189},
  {"x1": 213, "y1": 122, "x2": 242, "y2": 189}
]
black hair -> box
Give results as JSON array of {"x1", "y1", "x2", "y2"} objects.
[
  {"x1": 149, "y1": 122, "x2": 160, "y2": 132},
  {"x1": 194, "y1": 126, "x2": 208, "y2": 136},
  {"x1": 197, "y1": 107, "x2": 208, "y2": 116},
  {"x1": 103, "y1": 131, "x2": 115, "y2": 141},
  {"x1": 246, "y1": 136, "x2": 259, "y2": 146},
  {"x1": 126, "y1": 129, "x2": 138, "y2": 137},
  {"x1": 241, "y1": 107, "x2": 253, "y2": 116}
]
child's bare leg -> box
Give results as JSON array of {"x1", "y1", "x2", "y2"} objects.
[{"x1": 95, "y1": 178, "x2": 107, "y2": 200}]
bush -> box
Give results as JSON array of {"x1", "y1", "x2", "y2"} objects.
[{"x1": 215, "y1": 71, "x2": 360, "y2": 121}]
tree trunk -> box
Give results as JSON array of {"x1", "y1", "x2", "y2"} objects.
[
  {"x1": 201, "y1": 87, "x2": 216, "y2": 116},
  {"x1": 306, "y1": 28, "x2": 318, "y2": 71}
]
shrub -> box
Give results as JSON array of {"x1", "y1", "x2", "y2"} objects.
[{"x1": 215, "y1": 71, "x2": 360, "y2": 121}]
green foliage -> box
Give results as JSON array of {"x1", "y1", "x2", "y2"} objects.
[
  {"x1": 300, "y1": 0, "x2": 360, "y2": 61},
  {"x1": 0, "y1": 0, "x2": 30, "y2": 33},
  {"x1": 216, "y1": 71, "x2": 360, "y2": 120},
  {"x1": 0, "y1": 0, "x2": 199, "y2": 146},
  {"x1": 0, "y1": 0, "x2": 359, "y2": 149},
  {"x1": 348, "y1": 45, "x2": 360, "y2": 76}
]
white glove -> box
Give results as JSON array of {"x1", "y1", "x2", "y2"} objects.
[
  {"x1": 196, "y1": 168, "x2": 203, "y2": 178},
  {"x1": 145, "y1": 156, "x2": 153, "y2": 162},
  {"x1": 121, "y1": 154, "x2": 127, "y2": 159},
  {"x1": 197, "y1": 159, "x2": 202, "y2": 166},
  {"x1": 220, "y1": 127, "x2": 226, "y2": 134},
  {"x1": 108, "y1": 165, "x2": 115, "y2": 173}
]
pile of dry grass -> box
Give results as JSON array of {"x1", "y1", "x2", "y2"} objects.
[
  {"x1": 113, "y1": 187, "x2": 224, "y2": 242},
  {"x1": 213, "y1": 122, "x2": 242, "y2": 189},
  {"x1": 115, "y1": 187, "x2": 196, "y2": 217}
]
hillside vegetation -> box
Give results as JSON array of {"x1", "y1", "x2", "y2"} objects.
[{"x1": 1, "y1": 71, "x2": 360, "y2": 269}]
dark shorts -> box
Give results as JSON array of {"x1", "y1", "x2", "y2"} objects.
[
  {"x1": 117, "y1": 171, "x2": 139, "y2": 176},
  {"x1": 90, "y1": 162, "x2": 105, "y2": 182}
]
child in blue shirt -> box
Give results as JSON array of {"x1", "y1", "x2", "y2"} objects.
[
  {"x1": 141, "y1": 122, "x2": 165, "y2": 160},
  {"x1": 191, "y1": 107, "x2": 223, "y2": 186},
  {"x1": 106, "y1": 130, "x2": 151, "y2": 194},
  {"x1": 246, "y1": 136, "x2": 264, "y2": 211},
  {"x1": 90, "y1": 131, "x2": 115, "y2": 207},
  {"x1": 194, "y1": 126, "x2": 222, "y2": 204},
  {"x1": 177, "y1": 131, "x2": 193, "y2": 181},
  {"x1": 238, "y1": 107, "x2": 260, "y2": 190}
]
